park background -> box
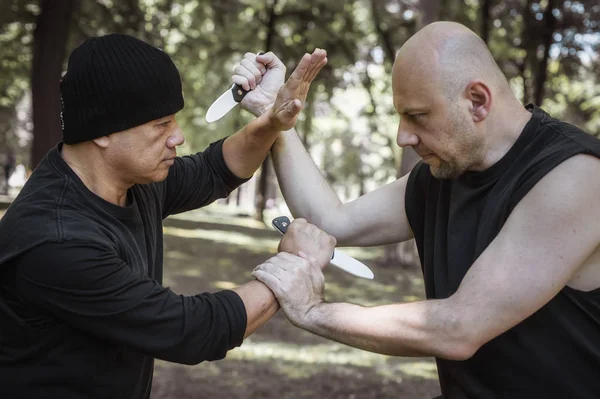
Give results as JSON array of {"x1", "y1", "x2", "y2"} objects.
[{"x1": 0, "y1": 0, "x2": 598, "y2": 397}]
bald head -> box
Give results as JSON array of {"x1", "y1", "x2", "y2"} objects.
[{"x1": 393, "y1": 22, "x2": 511, "y2": 101}]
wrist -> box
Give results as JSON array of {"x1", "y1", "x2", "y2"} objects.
[
  {"x1": 263, "y1": 107, "x2": 280, "y2": 128},
  {"x1": 298, "y1": 300, "x2": 325, "y2": 331},
  {"x1": 252, "y1": 111, "x2": 282, "y2": 137},
  {"x1": 254, "y1": 103, "x2": 273, "y2": 117}
]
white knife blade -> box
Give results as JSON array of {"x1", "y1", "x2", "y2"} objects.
[
  {"x1": 205, "y1": 83, "x2": 246, "y2": 123},
  {"x1": 271, "y1": 216, "x2": 375, "y2": 280},
  {"x1": 206, "y1": 52, "x2": 264, "y2": 123}
]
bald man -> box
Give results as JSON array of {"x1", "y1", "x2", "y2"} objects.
[{"x1": 234, "y1": 22, "x2": 600, "y2": 398}]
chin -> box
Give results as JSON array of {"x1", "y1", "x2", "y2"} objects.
[
  {"x1": 141, "y1": 170, "x2": 169, "y2": 184},
  {"x1": 430, "y1": 163, "x2": 465, "y2": 179},
  {"x1": 154, "y1": 171, "x2": 170, "y2": 183}
]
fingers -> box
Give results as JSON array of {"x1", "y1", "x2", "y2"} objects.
[
  {"x1": 233, "y1": 60, "x2": 263, "y2": 90},
  {"x1": 232, "y1": 52, "x2": 269, "y2": 91},
  {"x1": 306, "y1": 56, "x2": 328, "y2": 83},
  {"x1": 283, "y1": 218, "x2": 336, "y2": 269},
  {"x1": 252, "y1": 269, "x2": 283, "y2": 295},
  {"x1": 298, "y1": 251, "x2": 320, "y2": 272},
  {"x1": 305, "y1": 49, "x2": 327, "y2": 82},
  {"x1": 244, "y1": 52, "x2": 267, "y2": 75},
  {"x1": 232, "y1": 65, "x2": 256, "y2": 91},
  {"x1": 241, "y1": 58, "x2": 264, "y2": 88},
  {"x1": 287, "y1": 49, "x2": 327, "y2": 85},
  {"x1": 256, "y1": 51, "x2": 286, "y2": 71},
  {"x1": 231, "y1": 75, "x2": 250, "y2": 91},
  {"x1": 255, "y1": 252, "x2": 310, "y2": 274},
  {"x1": 285, "y1": 53, "x2": 312, "y2": 86},
  {"x1": 288, "y1": 218, "x2": 307, "y2": 230}
]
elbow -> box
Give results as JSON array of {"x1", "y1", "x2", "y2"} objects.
[
  {"x1": 167, "y1": 342, "x2": 233, "y2": 366},
  {"x1": 441, "y1": 339, "x2": 480, "y2": 361},
  {"x1": 436, "y1": 312, "x2": 482, "y2": 361}
]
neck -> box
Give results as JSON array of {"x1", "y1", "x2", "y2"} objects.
[
  {"x1": 61, "y1": 143, "x2": 130, "y2": 207},
  {"x1": 478, "y1": 101, "x2": 532, "y2": 170}
]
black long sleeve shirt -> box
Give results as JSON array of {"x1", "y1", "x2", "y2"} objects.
[{"x1": 0, "y1": 139, "x2": 249, "y2": 398}]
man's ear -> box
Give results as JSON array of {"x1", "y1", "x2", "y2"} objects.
[
  {"x1": 465, "y1": 80, "x2": 491, "y2": 122},
  {"x1": 92, "y1": 135, "x2": 111, "y2": 148}
]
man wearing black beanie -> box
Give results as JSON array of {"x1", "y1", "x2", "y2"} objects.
[{"x1": 0, "y1": 34, "x2": 333, "y2": 398}]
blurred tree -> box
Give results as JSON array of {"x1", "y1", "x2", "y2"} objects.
[
  {"x1": 0, "y1": 0, "x2": 597, "y2": 232},
  {"x1": 0, "y1": 1, "x2": 36, "y2": 165},
  {"x1": 380, "y1": 0, "x2": 442, "y2": 268},
  {"x1": 30, "y1": 0, "x2": 78, "y2": 168},
  {"x1": 254, "y1": 0, "x2": 280, "y2": 222}
]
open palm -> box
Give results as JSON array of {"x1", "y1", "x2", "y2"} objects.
[
  {"x1": 237, "y1": 49, "x2": 327, "y2": 131},
  {"x1": 269, "y1": 49, "x2": 327, "y2": 131}
]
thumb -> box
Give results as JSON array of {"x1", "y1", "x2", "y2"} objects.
[{"x1": 283, "y1": 99, "x2": 303, "y2": 117}]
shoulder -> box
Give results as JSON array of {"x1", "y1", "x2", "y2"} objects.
[
  {"x1": 518, "y1": 153, "x2": 600, "y2": 217},
  {"x1": 15, "y1": 239, "x2": 124, "y2": 289},
  {"x1": 537, "y1": 108, "x2": 600, "y2": 151},
  {"x1": 541, "y1": 153, "x2": 600, "y2": 187}
]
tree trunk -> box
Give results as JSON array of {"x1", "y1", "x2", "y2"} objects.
[
  {"x1": 419, "y1": 0, "x2": 441, "y2": 26},
  {"x1": 369, "y1": 0, "x2": 397, "y2": 63},
  {"x1": 30, "y1": 0, "x2": 77, "y2": 169},
  {"x1": 534, "y1": 0, "x2": 557, "y2": 106},
  {"x1": 254, "y1": 154, "x2": 272, "y2": 222},
  {"x1": 520, "y1": 0, "x2": 537, "y2": 105},
  {"x1": 480, "y1": 0, "x2": 492, "y2": 44},
  {"x1": 382, "y1": 0, "x2": 440, "y2": 268},
  {"x1": 254, "y1": 0, "x2": 279, "y2": 223},
  {"x1": 301, "y1": 88, "x2": 316, "y2": 149}
]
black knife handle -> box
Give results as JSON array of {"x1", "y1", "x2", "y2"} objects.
[
  {"x1": 231, "y1": 84, "x2": 248, "y2": 102},
  {"x1": 271, "y1": 216, "x2": 335, "y2": 260},
  {"x1": 272, "y1": 216, "x2": 291, "y2": 235},
  {"x1": 232, "y1": 51, "x2": 266, "y2": 102}
]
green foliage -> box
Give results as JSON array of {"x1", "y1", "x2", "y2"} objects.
[{"x1": 0, "y1": 0, "x2": 598, "y2": 194}]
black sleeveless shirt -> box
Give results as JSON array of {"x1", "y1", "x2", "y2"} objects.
[{"x1": 405, "y1": 105, "x2": 600, "y2": 398}]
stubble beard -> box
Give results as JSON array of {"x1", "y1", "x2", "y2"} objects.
[{"x1": 429, "y1": 114, "x2": 484, "y2": 180}]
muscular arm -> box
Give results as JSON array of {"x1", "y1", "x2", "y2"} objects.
[
  {"x1": 271, "y1": 128, "x2": 414, "y2": 246},
  {"x1": 293, "y1": 154, "x2": 600, "y2": 359}
]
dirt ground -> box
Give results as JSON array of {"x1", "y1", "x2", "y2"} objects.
[{"x1": 0, "y1": 205, "x2": 441, "y2": 398}]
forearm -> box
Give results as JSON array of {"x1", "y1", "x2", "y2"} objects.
[
  {"x1": 271, "y1": 128, "x2": 343, "y2": 230},
  {"x1": 233, "y1": 280, "x2": 280, "y2": 338},
  {"x1": 222, "y1": 113, "x2": 281, "y2": 179},
  {"x1": 300, "y1": 299, "x2": 475, "y2": 360}
]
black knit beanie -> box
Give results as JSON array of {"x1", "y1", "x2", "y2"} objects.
[{"x1": 60, "y1": 33, "x2": 184, "y2": 144}]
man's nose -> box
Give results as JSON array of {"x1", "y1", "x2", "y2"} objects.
[
  {"x1": 396, "y1": 120, "x2": 419, "y2": 147},
  {"x1": 167, "y1": 124, "x2": 185, "y2": 148}
]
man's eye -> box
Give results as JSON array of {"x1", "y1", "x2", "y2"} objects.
[
  {"x1": 159, "y1": 121, "x2": 170, "y2": 127},
  {"x1": 411, "y1": 114, "x2": 426, "y2": 121}
]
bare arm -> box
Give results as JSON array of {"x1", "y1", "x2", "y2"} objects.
[
  {"x1": 233, "y1": 280, "x2": 279, "y2": 338},
  {"x1": 272, "y1": 129, "x2": 414, "y2": 246},
  {"x1": 221, "y1": 50, "x2": 327, "y2": 179},
  {"x1": 234, "y1": 52, "x2": 413, "y2": 246},
  {"x1": 256, "y1": 154, "x2": 600, "y2": 359},
  {"x1": 221, "y1": 114, "x2": 281, "y2": 179}
]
